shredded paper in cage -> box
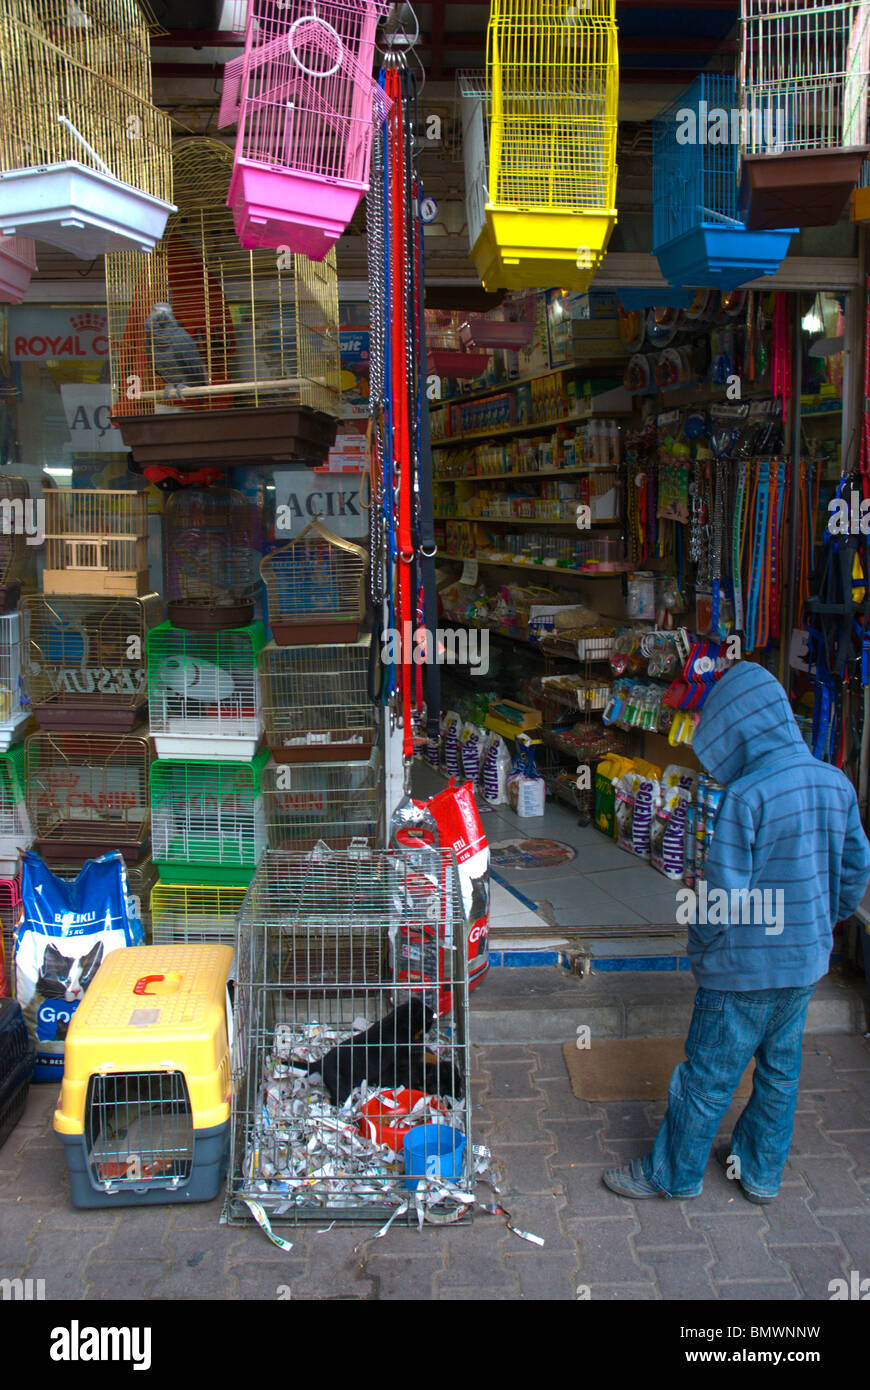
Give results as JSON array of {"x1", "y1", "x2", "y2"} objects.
[{"x1": 238, "y1": 1020, "x2": 472, "y2": 1225}]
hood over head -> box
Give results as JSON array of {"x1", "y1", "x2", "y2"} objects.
[{"x1": 692, "y1": 662, "x2": 806, "y2": 784}]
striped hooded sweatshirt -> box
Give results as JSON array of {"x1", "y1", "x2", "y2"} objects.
[{"x1": 689, "y1": 661, "x2": 870, "y2": 991}]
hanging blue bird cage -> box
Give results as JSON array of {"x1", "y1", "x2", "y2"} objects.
[{"x1": 651, "y1": 73, "x2": 796, "y2": 291}]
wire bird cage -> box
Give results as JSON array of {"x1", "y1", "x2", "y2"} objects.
[
  {"x1": 0, "y1": 612, "x2": 29, "y2": 751},
  {"x1": 652, "y1": 73, "x2": 797, "y2": 290},
  {"x1": 25, "y1": 730, "x2": 150, "y2": 868},
  {"x1": 0, "y1": 745, "x2": 31, "y2": 876},
  {"x1": 0, "y1": 476, "x2": 37, "y2": 612},
  {"x1": 218, "y1": 0, "x2": 391, "y2": 259},
  {"x1": 260, "y1": 520, "x2": 367, "y2": 644},
  {"x1": 225, "y1": 846, "x2": 472, "y2": 1227},
  {"x1": 740, "y1": 0, "x2": 870, "y2": 228},
  {"x1": 0, "y1": 0, "x2": 174, "y2": 258},
  {"x1": 164, "y1": 487, "x2": 256, "y2": 632},
  {"x1": 54, "y1": 943, "x2": 234, "y2": 1208},
  {"x1": 0, "y1": 236, "x2": 36, "y2": 304},
  {"x1": 258, "y1": 637, "x2": 377, "y2": 762},
  {"x1": 263, "y1": 749, "x2": 382, "y2": 853},
  {"x1": 106, "y1": 137, "x2": 341, "y2": 469},
  {"x1": 25, "y1": 593, "x2": 162, "y2": 732},
  {"x1": 42, "y1": 490, "x2": 150, "y2": 598},
  {"x1": 474, "y1": 0, "x2": 618, "y2": 291},
  {"x1": 426, "y1": 311, "x2": 490, "y2": 378},
  {"x1": 150, "y1": 751, "x2": 268, "y2": 886},
  {"x1": 150, "y1": 881, "x2": 247, "y2": 946},
  {"x1": 0, "y1": 874, "x2": 21, "y2": 994},
  {"x1": 146, "y1": 621, "x2": 265, "y2": 761}
]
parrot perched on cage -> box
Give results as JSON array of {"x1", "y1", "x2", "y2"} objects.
[{"x1": 144, "y1": 303, "x2": 207, "y2": 402}]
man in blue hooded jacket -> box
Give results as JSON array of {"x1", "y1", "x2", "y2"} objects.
[{"x1": 603, "y1": 662, "x2": 870, "y2": 1203}]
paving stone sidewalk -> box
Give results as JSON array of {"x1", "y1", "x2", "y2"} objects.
[{"x1": 2, "y1": 1032, "x2": 869, "y2": 1301}]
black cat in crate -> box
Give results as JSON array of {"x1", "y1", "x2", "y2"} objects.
[{"x1": 302, "y1": 999, "x2": 465, "y2": 1107}]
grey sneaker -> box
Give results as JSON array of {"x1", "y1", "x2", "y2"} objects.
[{"x1": 714, "y1": 1143, "x2": 774, "y2": 1205}]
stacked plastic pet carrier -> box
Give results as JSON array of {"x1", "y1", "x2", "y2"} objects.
[
  {"x1": 226, "y1": 845, "x2": 472, "y2": 1227},
  {"x1": 147, "y1": 484, "x2": 268, "y2": 940}
]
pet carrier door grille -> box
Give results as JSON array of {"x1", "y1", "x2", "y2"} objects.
[
  {"x1": 25, "y1": 593, "x2": 161, "y2": 732},
  {"x1": 147, "y1": 621, "x2": 265, "y2": 760},
  {"x1": 42, "y1": 491, "x2": 150, "y2": 597},
  {"x1": 86, "y1": 1070, "x2": 194, "y2": 1190},
  {"x1": 25, "y1": 731, "x2": 150, "y2": 867},
  {"x1": 259, "y1": 637, "x2": 376, "y2": 762},
  {"x1": 262, "y1": 751, "x2": 382, "y2": 852},
  {"x1": 226, "y1": 846, "x2": 472, "y2": 1227},
  {"x1": 149, "y1": 751, "x2": 268, "y2": 886},
  {"x1": 259, "y1": 520, "x2": 367, "y2": 644}
]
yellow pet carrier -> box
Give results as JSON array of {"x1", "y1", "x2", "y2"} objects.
[
  {"x1": 54, "y1": 943, "x2": 233, "y2": 1207},
  {"x1": 478, "y1": 0, "x2": 619, "y2": 290}
]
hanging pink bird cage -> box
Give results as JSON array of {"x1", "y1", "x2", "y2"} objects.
[
  {"x1": 458, "y1": 294, "x2": 537, "y2": 351},
  {"x1": 0, "y1": 236, "x2": 36, "y2": 303},
  {"x1": 219, "y1": 0, "x2": 391, "y2": 261}
]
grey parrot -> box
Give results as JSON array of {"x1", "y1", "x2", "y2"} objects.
[{"x1": 144, "y1": 302, "x2": 207, "y2": 402}]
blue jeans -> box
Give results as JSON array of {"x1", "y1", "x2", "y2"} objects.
[{"x1": 643, "y1": 985, "x2": 815, "y2": 1199}]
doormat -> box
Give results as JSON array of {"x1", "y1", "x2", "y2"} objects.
[
  {"x1": 562, "y1": 1037, "x2": 755, "y2": 1102},
  {"x1": 490, "y1": 839, "x2": 576, "y2": 870}
]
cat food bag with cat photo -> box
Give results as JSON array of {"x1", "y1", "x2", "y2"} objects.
[{"x1": 14, "y1": 851, "x2": 144, "y2": 1082}]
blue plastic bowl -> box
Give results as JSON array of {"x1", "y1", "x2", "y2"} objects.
[{"x1": 402, "y1": 1124, "x2": 466, "y2": 1190}]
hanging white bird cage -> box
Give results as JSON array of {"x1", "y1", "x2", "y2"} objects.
[
  {"x1": 0, "y1": 0, "x2": 175, "y2": 258},
  {"x1": 0, "y1": 237, "x2": 36, "y2": 304},
  {"x1": 739, "y1": 0, "x2": 870, "y2": 228},
  {"x1": 106, "y1": 138, "x2": 341, "y2": 469},
  {"x1": 218, "y1": 0, "x2": 391, "y2": 260}
]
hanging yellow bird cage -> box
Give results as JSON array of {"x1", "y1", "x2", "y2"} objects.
[
  {"x1": 105, "y1": 138, "x2": 342, "y2": 469},
  {"x1": 0, "y1": 0, "x2": 174, "y2": 258},
  {"x1": 479, "y1": 0, "x2": 619, "y2": 291}
]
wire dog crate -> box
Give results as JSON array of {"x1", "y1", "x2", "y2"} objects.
[
  {"x1": 652, "y1": 72, "x2": 797, "y2": 289},
  {"x1": 54, "y1": 944, "x2": 234, "y2": 1208},
  {"x1": 258, "y1": 636, "x2": 376, "y2": 762},
  {"x1": 150, "y1": 751, "x2": 268, "y2": 886},
  {"x1": 150, "y1": 881, "x2": 248, "y2": 947},
  {"x1": 263, "y1": 750, "x2": 382, "y2": 853},
  {"x1": 739, "y1": 0, "x2": 870, "y2": 228},
  {"x1": 0, "y1": 611, "x2": 29, "y2": 751},
  {"x1": 146, "y1": 621, "x2": 265, "y2": 760},
  {"x1": 164, "y1": 487, "x2": 256, "y2": 632},
  {"x1": 0, "y1": 745, "x2": 31, "y2": 877},
  {"x1": 260, "y1": 520, "x2": 367, "y2": 644},
  {"x1": 25, "y1": 731, "x2": 151, "y2": 868},
  {"x1": 225, "y1": 846, "x2": 472, "y2": 1227},
  {"x1": 25, "y1": 593, "x2": 162, "y2": 732},
  {"x1": 219, "y1": 0, "x2": 390, "y2": 258},
  {"x1": 0, "y1": 0, "x2": 174, "y2": 258},
  {"x1": 42, "y1": 491, "x2": 150, "y2": 598}
]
